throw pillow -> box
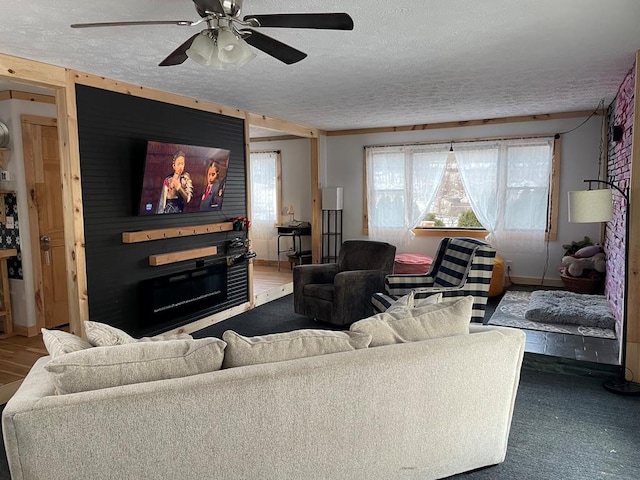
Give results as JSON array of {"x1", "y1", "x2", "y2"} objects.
[
  {"x1": 350, "y1": 295, "x2": 473, "y2": 347},
  {"x1": 386, "y1": 291, "x2": 442, "y2": 314},
  {"x1": 222, "y1": 329, "x2": 372, "y2": 368},
  {"x1": 41, "y1": 328, "x2": 92, "y2": 359},
  {"x1": 44, "y1": 337, "x2": 226, "y2": 394},
  {"x1": 84, "y1": 320, "x2": 193, "y2": 346}
]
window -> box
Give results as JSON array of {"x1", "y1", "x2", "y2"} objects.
[
  {"x1": 364, "y1": 136, "x2": 558, "y2": 250},
  {"x1": 249, "y1": 151, "x2": 281, "y2": 239}
]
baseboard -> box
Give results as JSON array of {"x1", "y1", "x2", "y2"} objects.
[
  {"x1": 253, "y1": 259, "x2": 279, "y2": 267},
  {"x1": 253, "y1": 259, "x2": 292, "y2": 270},
  {"x1": 13, "y1": 325, "x2": 40, "y2": 337},
  {"x1": 509, "y1": 276, "x2": 564, "y2": 288},
  {"x1": 254, "y1": 282, "x2": 293, "y2": 307}
]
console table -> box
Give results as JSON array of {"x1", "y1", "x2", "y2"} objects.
[{"x1": 276, "y1": 225, "x2": 311, "y2": 271}]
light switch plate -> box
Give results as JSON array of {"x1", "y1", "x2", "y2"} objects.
[{"x1": 5, "y1": 216, "x2": 14, "y2": 229}]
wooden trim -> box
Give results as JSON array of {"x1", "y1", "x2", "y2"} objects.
[
  {"x1": 253, "y1": 259, "x2": 279, "y2": 267},
  {"x1": 0, "y1": 90, "x2": 56, "y2": 104},
  {"x1": 510, "y1": 276, "x2": 564, "y2": 288},
  {"x1": 246, "y1": 112, "x2": 320, "y2": 139},
  {"x1": 310, "y1": 137, "x2": 321, "y2": 263},
  {"x1": 547, "y1": 136, "x2": 561, "y2": 241},
  {"x1": 122, "y1": 222, "x2": 233, "y2": 243},
  {"x1": 165, "y1": 300, "x2": 253, "y2": 335},
  {"x1": 58, "y1": 71, "x2": 87, "y2": 339},
  {"x1": 249, "y1": 135, "x2": 305, "y2": 142},
  {"x1": 0, "y1": 53, "x2": 67, "y2": 88},
  {"x1": 362, "y1": 148, "x2": 368, "y2": 236},
  {"x1": 71, "y1": 70, "x2": 246, "y2": 120},
  {"x1": 149, "y1": 246, "x2": 218, "y2": 266},
  {"x1": 21, "y1": 115, "x2": 56, "y2": 127},
  {"x1": 411, "y1": 229, "x2": 489, "y2": 239},
  {"x1": 276, "y1": 151, "x2": 283, "y2": 231},
  {"x1": 326, "y1": 110, "x2": 605, "y2": 136},
  {"x1": 21, "y1": 116, "x2": 47, "y2": 331},
  {"x1": 243, "y1": 114, "x2": 255, "y2": 307},
  {"x1": 13, "y1": 325, "x2": 40, "y2": 337},
  {"x1": 625, "y1": 50, "x2": 640, "y2": 381}
]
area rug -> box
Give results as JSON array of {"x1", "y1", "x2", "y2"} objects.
[{"x1": 487, "y1": 290, "x2": 616, "y2": 339}]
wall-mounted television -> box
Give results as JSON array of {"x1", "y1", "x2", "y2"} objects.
[{"x1": 138, "y1": 141, "x2": 231, "y2": 215}]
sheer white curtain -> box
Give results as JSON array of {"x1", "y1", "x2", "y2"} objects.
[
  {"x1": 456, "y1": 138, "x2": 553, "y2": 252},
  {"x1": 366, "y1": 144, "x2": 449, "y2": 246},
  {"x1": 249, "y1": 151, "x2": 278, "y2": 240},
  {"x1": 453, "y1": 141, "x2": 500, "y2": 233}
]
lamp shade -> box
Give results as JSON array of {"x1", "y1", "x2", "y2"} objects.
[
  {"x1": 567, "y1": 188, "x2": 613, "y2": 223},
  {"x1": 217, "y1": 28, "x2": 255, "y2": 66},
  {"x1": 322, "y1": 187, "x2": 344, "y2": 210},
  {"x1": 186, "y1": 32, "x2": 215, "y2": 65}
]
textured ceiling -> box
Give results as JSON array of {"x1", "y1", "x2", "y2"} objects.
[{"x1": 1, "y1": 0, "x2": 640, "y2": 134}]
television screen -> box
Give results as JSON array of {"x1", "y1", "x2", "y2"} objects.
[{"x1": 138, "y1": 141, "x2": 231, "y2": 215}]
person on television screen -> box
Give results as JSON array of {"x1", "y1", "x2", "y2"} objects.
[
  {"x1": 157, "y1": 150, "x2": 193, "y2": 213},
  {"x1": 199, "y1": 160, "x2": 224, "y2": 211}
]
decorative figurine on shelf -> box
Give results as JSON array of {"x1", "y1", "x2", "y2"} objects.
[{"x1": 231, "y1": 216, "x2": 250, "y2": 232}]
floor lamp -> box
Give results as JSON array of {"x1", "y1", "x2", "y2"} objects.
[{"x1": 568, "y1": 179, "x2": 640, "y2": 395}]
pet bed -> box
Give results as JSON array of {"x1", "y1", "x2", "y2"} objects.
[{"x1": 524, "y1": 290, "x2": 615, "y2": 329}]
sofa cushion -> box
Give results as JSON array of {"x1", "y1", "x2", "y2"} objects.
[
  {"x1": 44, "y1": 337, "x2": 226, "y2": 394},
  {"x1": 350, "y1": 295, "x2": 473, "y2": 347},
  {"x1": 41, "y1": 328, "x2": 93, "y2": 359},
  {"x1": 84, "y1": 320, "x2": 193, "y2": 346},
  {"x1": 222, "y1": 329, "x2": 371, "y2": 368}
]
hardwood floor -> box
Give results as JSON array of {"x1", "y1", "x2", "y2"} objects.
[
  {"x1": 253, "y1": 263, "x2": 293, "y2": 306},
  {"x1": 253, "y1": 263, "x2": 293, "y2": 296},
  {"x1": 0, "y1": 333, "x2": 48, "y2": 403}
]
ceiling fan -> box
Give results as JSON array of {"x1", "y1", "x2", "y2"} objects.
[{"x1": 71, "y1": 0, "x2": 354, "y2": 68}]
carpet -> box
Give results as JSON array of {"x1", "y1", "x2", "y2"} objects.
[{"x1": 487, "y1": 290, "x2": 616, "y2": 339}]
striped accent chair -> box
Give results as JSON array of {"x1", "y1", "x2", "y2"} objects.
[{"x1": 371, "y1": 237, "x2": 496, "y2": 322}]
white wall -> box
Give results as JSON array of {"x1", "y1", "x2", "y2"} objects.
[
  {"x1": 250, "y1": 137, "x2": 312, "y2": 261},
  {"x1": 0, "y1": 98, "x2": 57, "y2": 328},
  {"x1": 324, "y1": 117, "x2": 603, "y2": 281}
]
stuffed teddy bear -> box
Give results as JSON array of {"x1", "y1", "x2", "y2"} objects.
[{"x1": 561, "y1": 251, "x2": 606, "y2": 277}]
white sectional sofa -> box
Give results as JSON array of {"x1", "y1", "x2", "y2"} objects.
[{"x1": 2, "y1": 321, "x2": 525, "y2": 480}]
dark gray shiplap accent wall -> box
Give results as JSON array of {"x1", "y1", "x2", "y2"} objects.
[{"x1": 76, "y1": 84, "x2": 248, "y2": 335}]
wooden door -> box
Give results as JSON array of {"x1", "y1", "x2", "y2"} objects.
[{"x1": 22, "y1": 117, "x2": 69, "y2": 329}]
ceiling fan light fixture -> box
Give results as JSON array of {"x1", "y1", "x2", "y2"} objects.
[
  {"x1": 186, "y1": 32, "x2": 215, "y2": 65},
  {"x1": 229, "y1": 36, "x2": 256, "y2": 67},
  {"x1": 216, "y1": 28, "x2": 244, "y2": 63}
]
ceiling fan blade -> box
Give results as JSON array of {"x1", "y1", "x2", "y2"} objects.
[
  {"x1": 159, "y1": 33, "x2": 201, "y2": 66},
  {"x1": 242, "y1": 13, "x2": 354, "y2": 30},
  {"x1": 192, "y1": 0, "x2": 225, "y2": 16},
  {"x1": 71, "y1": 20, "x2": 193, "y2": 28},
  {"x1": 240, "y1": 29, "x2": 307, "y2": 65}
]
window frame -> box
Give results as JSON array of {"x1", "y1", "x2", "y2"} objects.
[{"x1": 363, "y1": 135, "x2": 560, "y2": 241}]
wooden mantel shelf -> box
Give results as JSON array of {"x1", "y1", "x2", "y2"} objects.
[
  {"x1": 122, "y1": 222, "x2": 233, "y2": 244},
  {"x1": 149, "y1": 246, "x2": 218, "y2": 266}
]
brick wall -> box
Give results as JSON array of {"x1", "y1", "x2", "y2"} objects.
[{"x1": 605, "y1": 62, "x2": 635, "y2": 338}]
